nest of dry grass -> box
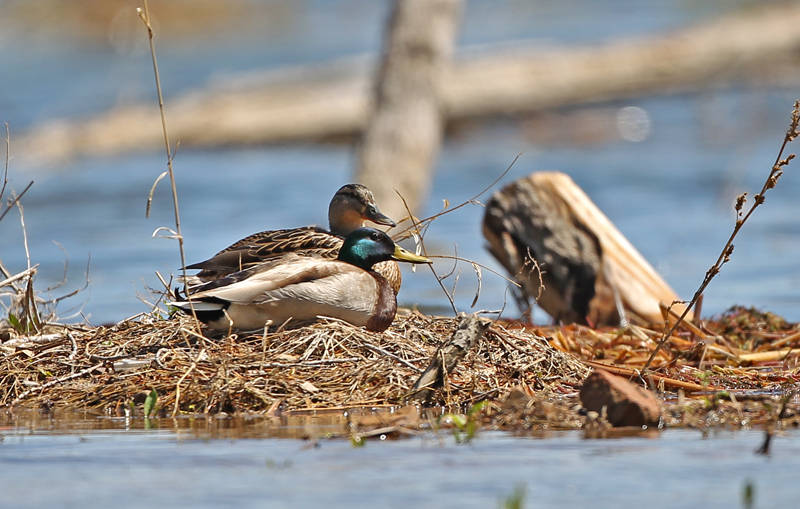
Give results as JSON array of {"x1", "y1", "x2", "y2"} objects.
[
  {"x1": 2, "y1": 302, "x2": 799, "y2": 436},
  {"x1": 0, "y1": 310, "x2": 588, "y2": 415}
]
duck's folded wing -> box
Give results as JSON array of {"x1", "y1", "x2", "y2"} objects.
[
  {"x1": 185, "y1": 226, "x2": 343, "y2": 276},
  {"x1": 189, "y1": 257, "x2": 371, "y2": 307}
]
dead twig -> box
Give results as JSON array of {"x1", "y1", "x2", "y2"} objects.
[
  {"x1": 172, "y1": 347, "x2": 206, "y2": 417},
  {"x1": 642, "y1": 101, "x2": 800, "y2": 374},
  {"x1": 11, "y1": 363, "x2": 103, "y2": 407},
  {"x1": 392, "y1": 153, "x2": 521, "y2": 241},
  {"x1": 0, "y1": 123, "x2": 9, "y2": 206},
  {"x1": 0, "y1": 180, "x2": 33, "y2": 224}
]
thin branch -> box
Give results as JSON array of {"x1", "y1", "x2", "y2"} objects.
[
  {"x1": 48, "y1": 255, "x2": 91, "y2": 305},
  {"x1": 391, "y1": 153, "x2": 520, "y2": 241},
  {"x1": 0, "y1": 265, "x2": 38, "y2": 289},
  {"x1": 395, "y1": 190, "x2": 458, "y2": 315},
  {"x1": 16, "y1": 197, "x2": 31, "y2": 272},
  {"x1": 0, "y1": 180, "x2": 33, "y2": 223},
  {"x1": 136, "y1": 3, "x2": 187, "y2": 286},
  {"x1": 172, "y1": 348, "x2": 206, "y2": 417},
  {"x1": 11, "y1": 363, "x2": 103, "y2": 407},
  {"x1": 1, "y1": 123, "x2": 9, "y2": 205},
  {"x1": 429, "y1": 255, "x2": 522, "y2": 288}
]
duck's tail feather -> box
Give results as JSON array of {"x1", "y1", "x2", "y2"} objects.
[{"x1": 168, "y1": 298, "x2": 230, "y2": 324}]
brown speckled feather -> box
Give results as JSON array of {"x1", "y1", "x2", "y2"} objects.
[
  {"x1": 186, "y1": 226, "x2": 402, "y2": 293},
  {"x1": 181, "y1": 255, "x2": 398, "y2": 332}
]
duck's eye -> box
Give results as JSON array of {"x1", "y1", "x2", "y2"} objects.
[
  {"x1": 370, "y1": 232, "x2": 381, "y2": 241},
  {"x1": 367, "y1": 205, "x2": 377, "y2": 215}
]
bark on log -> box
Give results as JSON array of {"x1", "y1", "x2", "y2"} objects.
[
  {"x1": 354, "y1": 0, "x2": 461, "y2": 218},
  {"x1": 409, "y1": 313, "x2": 490, "y2": 402},
  {"x1": 482, "y1": 172, "x2": 690, "y2": 326},
  {"x1": 17, "y1": 4, "x2": 800, "y2": 165}
]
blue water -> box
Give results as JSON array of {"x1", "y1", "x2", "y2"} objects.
[
  {"x1": 1, "y1": 1, "x2": 798, "y2": 324},
  {"x1": 0, "y1": 421, "x2": 796, "y2": 508}
]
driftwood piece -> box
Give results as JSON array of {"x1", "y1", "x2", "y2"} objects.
[
  {"x1": 17, "y1": 4, "x2": 800, "y2": 165},
  {"x1": 409, "y1": 313, "x2": 490, "y2": 401},
  {"x1": 483, "y1": 171, "x2": 690, "y2": 326},
  {"x1": 354, "y1": 0, "x2": 461, "y2": 218}
]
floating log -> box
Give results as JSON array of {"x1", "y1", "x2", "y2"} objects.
[
  {"x1": 17, "y1": 4, "x2": 800, "y2": 164},
  {"x1": 483, "y1": 171, "x2": 691, "y2": 326}
]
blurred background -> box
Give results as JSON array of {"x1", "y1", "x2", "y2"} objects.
[{"x1": 1, "y1": 0, "x2": 798, "y2": 324}]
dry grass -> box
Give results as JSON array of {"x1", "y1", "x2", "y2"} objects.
[
  {"x1": 2, "y1": 302, "x2": 799, "y2": 436},
  {"x1": 0, "y1": 310, "x2": 588, "y2": 415}
]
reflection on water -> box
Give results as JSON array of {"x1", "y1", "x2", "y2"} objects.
[
  {"x1": 2, "y1": 409, "x2": 799, "y2": 509},
  {"x1": 1, "y1": 406, "x2": 430, "y2": 441}
]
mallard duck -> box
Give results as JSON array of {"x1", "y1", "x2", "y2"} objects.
[
  {"x1": 171, "y1": 227, "x2": 430, "y2": 332},
  {"x1": 185, "y1": 184, "x2": 404, "y2": 293}
]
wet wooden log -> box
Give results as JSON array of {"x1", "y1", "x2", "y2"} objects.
[
  {"x1": 17, "y1": 4, "x2": 800, "y2": 164},
  {"x1": 482, "y1": 171, "x2": 691, "y2": 326},
  {"x1": 354, "y1": 0, "x2": 461, "y2": 218},
  {"x1": 409, "y1": 313, "x2": 490, "y2": 401}
]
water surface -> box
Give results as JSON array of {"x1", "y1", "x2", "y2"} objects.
[{"x1": 0, "y1": 413, "x2": 795, "y2": 508}]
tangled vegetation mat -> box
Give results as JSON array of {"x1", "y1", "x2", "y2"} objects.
[{"x1": 1, "y1": 306, "x2": 799, "y2": 437}]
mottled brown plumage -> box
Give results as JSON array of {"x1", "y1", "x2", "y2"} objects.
[
  {"x1": 172, "y1": 228, "x2": 431, "y2": 332},
  {"x1": 186, "y1": 184, "x2": 402, "y2": 293}
]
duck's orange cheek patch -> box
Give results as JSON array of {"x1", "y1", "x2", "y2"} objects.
[{"x1": 340, "y1": 208, "x2": 366, "y2": 228}]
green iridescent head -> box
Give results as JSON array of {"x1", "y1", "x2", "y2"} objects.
[{"x1": 338, "y1": 228, "x2": 431, "y2": 270}]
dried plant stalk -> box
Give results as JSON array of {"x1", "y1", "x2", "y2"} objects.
[{"x1": 642, "y1": 101, "x2": 800, "y2": 374}]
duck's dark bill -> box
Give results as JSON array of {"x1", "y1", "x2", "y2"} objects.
[
  {"x1": 391, "y1": 245, "x2": 431, "y2": 264},
  {"x1": 366, "y1": 208, "x2": 397, "y2": 228}
]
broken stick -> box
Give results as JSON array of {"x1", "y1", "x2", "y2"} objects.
[{"x1": 408, "y1": 313, "x2": 490, "y2": 402}]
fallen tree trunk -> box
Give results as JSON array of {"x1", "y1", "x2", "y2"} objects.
[{"x1": 18, "y1": 3, "x2": 800, "y2": 164}]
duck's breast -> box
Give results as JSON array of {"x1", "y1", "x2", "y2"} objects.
[{"x1": 251, "y1": 266, "x2": 379, "y2": 327}]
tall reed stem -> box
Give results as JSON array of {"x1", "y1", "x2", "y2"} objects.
[{"x1": 137, "y1": 1, "x2": 188, "y2": 285}]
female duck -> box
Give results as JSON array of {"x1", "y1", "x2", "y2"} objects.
[
  {"x1": 171, "y1": 228, "x2": 430, "y2": 332},
  {"x1": 186, "y1": 184, "x2": 404, "y2": 292}
]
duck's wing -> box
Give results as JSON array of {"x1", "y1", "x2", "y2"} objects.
[
  {"x1": 188, "y1": 255, "x2": 371, "y2": 306},
  {"x1": 170, "y1": 254, "x2": 397, "y2": 331},
  {"x1": 177, "y1": 255, "x2": 380, "y2": 329},
  {"x1": 186, "y1": 226, "x2": 344, "y2": 281}
]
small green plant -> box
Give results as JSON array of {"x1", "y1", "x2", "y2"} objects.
[
  {"x1": 144, "y1": 388, "x2": 158, "y2": 418},
  {"x1": 265, "y1": 458, "x2": 293, "y2": 470},
  {"x1": 742, "y1": 479, "x2": 755, "y2": 509},
  {"x1": 500, "y1": 483, "x2": 526, "y2": 509},
  {"x1": 6, "y1": 312, "x2": 22, "y2": 333},
  {"x1": 350, "y1": 434, "x2": 366, "y2": 448},
  {"x1": 443, "y1": 400, "x2": 488, "y2": 444},
  {"x1": 144, "y1": 389, "x2": 158, "y2": 429},
  {"x1": 143, "y1": 388, "x2": 158, "y2": 429}
]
